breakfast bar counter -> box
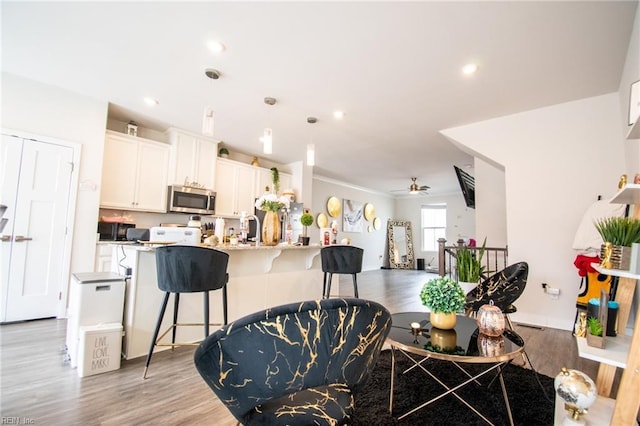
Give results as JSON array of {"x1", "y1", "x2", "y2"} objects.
[{"x1": 108, "y1": 243, "x2": 327, "y2": 359}]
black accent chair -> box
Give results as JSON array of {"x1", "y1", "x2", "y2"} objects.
[
  {"x1": 143, "y1": 245, "x2": 229, "y2": 378},
  {"x1": 194, "y1": 298, "x2": 391, "y2": 426},
  {"x1": 465, "y1": 261, "x2": 528, "y2": 329},
  {"x1": 321, "y1": 246, "x2": 364, "y2": 298}
]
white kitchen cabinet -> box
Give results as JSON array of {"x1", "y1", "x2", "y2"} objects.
[
  {"x1": 255, "y1": 167, "x2": 292, "y2": 196},
  {"x1": 94, "y1": 243, "x2": 113, "y2": 272},
  {"x1": 100, "y1": 130, "x2": 169, "y2": 212},
  {"x1": 215, "y1": 158, "x2": 257, "y2": 217},
  {"x1": 166, "y1": 127, "x2": 218, "y2": 189}
]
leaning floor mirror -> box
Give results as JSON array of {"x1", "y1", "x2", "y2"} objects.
[{"x1": 387, "y1": 219, "x2": 415, "y2": 269}]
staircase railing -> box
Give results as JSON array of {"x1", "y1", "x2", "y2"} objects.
[{"x1": 437, "y1": 238, "x2": 508, "y2": 281}]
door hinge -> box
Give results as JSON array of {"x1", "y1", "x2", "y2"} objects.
[
  {"x1": 59, "y1": 292, "x2": 62, "y2": 300},
  {"x1": 69, "y1": 162, "x2": 74, "y2": 172}
]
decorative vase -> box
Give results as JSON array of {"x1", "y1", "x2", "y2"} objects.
[
  {"x1": 599, "y1": 243, "x2": 631, "y2": 270},
  {"x1": 262, "y1": 210, "x2": 280, "y2": 246},
  {"x1": 458, "y1": 281, "x2": 479, "y2": 296},
  {"x1": 429, "y1": 311, "x2": 457, "y2": 330}
]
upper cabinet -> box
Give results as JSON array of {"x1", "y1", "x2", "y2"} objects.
[
  {"x1": 215, "y1": 159, "x2": 257, "y2": 217},
  {"x1": 166, "y1": 128, "x2": 218, "y2": 189},
  {"x1": 100, "y1": 131, "x2": 169, "y2": 212}
]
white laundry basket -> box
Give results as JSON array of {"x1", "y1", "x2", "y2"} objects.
[{"x1": 77, "y1": 323, "x2": 123, "y2": 378}]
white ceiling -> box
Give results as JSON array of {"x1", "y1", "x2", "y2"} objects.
[{"x1": 1, "y1": 1, "x2": 636, "y2": 196}]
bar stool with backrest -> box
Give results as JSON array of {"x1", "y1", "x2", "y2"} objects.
[
  {"x1": 143, "y1": 245, "x2": 229, "y2": 378},
  {"x1": 321, "y1": 245, "x2": 364, "y2": 299}
]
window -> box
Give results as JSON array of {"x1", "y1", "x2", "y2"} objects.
[{"x1": 421, "y1": 204, "x2": 446, "y2": 251}]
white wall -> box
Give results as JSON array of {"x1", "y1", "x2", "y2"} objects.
[
  {"x1": 1, "y1": 71, "x2": 109, "y2": 312},
  {"x1": 475, "y1": 158, "x2": 507, "y2": 248},
  {"x1": 394, "y1": 193, "x2": 474, "y2": 268},
  {"x1": 442, "y1": 93, "x2": 625, "y2": 330},
  {"x1": 311, "y1": 176, "x2": 394, "y2": 271}
]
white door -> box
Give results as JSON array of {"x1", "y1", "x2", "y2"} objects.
[{"x1": 1, "y1": 134, "x2": 73, "y2": 322}]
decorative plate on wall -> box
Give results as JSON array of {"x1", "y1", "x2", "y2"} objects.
[
  {"x1": 373, "y1": 217, "x2": 381, "y2": 230},
  {"x1": 317, "y1": 212, "x2": 329, "y2": 228},
  {"x1": 364, "y1": 203, "x2": 375, "y2": 221},
  {"x1": 367, "y1": 225, "x2": 373, "y2": 233},
  {"x1": 327, "y1": 196, "x2": 341, "y2": 218}
]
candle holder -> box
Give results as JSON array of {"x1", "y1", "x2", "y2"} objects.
[{"x1": 410, "y1": 322, "x2": 426, "y2": 344}]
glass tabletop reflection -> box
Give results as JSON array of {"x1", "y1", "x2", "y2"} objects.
[{"x1": 387, "y1": 312, "x2": 525, "y2": 363}]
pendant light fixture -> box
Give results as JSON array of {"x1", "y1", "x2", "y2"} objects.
[
  {"x1": 202, "y1": 68, "x2": 221, "y2": 137},
  {"x1": 262, "y1": 97, "x2": 276, "y2": 154},
  {"x1": 306, "y1": 116, "x2": 317, "y2": 166}
]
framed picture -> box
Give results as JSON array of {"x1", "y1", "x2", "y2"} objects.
[
  {"x1": 342, "y1": 199, "x2": 363, "y2": 233},
  {"x1": 630, "y1": 80, "x2": 640, "y2": 126}
]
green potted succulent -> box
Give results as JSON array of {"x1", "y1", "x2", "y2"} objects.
[
  {"x1": 299, "y1": 211, "x2": 314, "y2": 246},
  {"x1": 456, "y1": 238, "x2": 486, "y2": 286},
  {"x1": 218, "y1": 147, "x2": 229, "y2": 158},
  {"x1": 594, "y1": 217, "x2": 640, "y2": 269},
  {"x1": 586, "y1": 317, "x2": 605, "y2": 349},
  {"x1": 420, "y1": 276, "x2": 465, "y2": 329}
]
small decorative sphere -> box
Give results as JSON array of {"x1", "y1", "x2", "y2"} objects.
[
  {"x1": 554, "y1": 367, "x2": 597, "y2": 423},
  {"x1": 477, "y1": 301, "x2": 505, "y2": 337},
  {"x1": 341, "y1": 237, "x2": 351, "y2": 245}
]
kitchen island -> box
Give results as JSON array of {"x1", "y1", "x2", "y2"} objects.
[{"x1": 108, "y1": 243, "x2": 327, "y2": 360}]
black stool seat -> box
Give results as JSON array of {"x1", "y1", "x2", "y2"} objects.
[
  {"x1": 321, "y1": 246, "x2": 363, "y2": 298},
  {"x1": 143, "y1": 245, "x2": 229, "y2": 378}
]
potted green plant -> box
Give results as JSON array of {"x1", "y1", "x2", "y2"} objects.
[
  {"x1": 419, "y1": 276, "x2": 465, "y2": 329},
  {"x1": 270, "y1": 167, "x2": 280, "y2": 194},
  {"x1": 456, "y1": 238, "x2": 486, "y2": 292},
  {"x1": 594, "y1": 217, "x2": 640, "y2": 269},
  {"x1": 218, "y1": 147, "x2": 229, "y2": 158},
  {"x1": 299, "y1": 211, "x2": 314, "y2": 246},
  {"x1": 586, "y1": 317, "x2": 605, "y2": 348}
]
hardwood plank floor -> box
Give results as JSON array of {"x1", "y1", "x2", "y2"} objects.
[{"x1": 0, "y1": 269, "x2": 603, "y2": 425}]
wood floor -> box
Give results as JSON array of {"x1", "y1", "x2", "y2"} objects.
[{"x1": 0, "y1": 269, "x2": 604, "y2": 425}]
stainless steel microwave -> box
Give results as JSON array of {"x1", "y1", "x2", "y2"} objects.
[{"x1": 166, "y1": 185, "x2": 216, "y2": 215}]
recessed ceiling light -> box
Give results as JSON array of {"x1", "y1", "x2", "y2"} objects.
[
  {"x1": 462, "y1": 63, "x2": 479, "y2": 75},
  {"x1": 333, "y1": 111, "x2": 345, "y2": 119},
  {"x1": 207, "y1": 40, "x2": 226, "y2": 54},
  {"x1": 144, "y1": 97, "x2": 159, "y2": 106}
]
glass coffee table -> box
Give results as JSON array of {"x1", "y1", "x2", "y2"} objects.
[{"x1": 387, "y1": 312, "x2": 525, "y2": 425}]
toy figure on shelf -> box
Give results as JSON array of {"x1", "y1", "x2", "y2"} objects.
[
  {"x1": 573, "y1": 311, "x2": 587, "y2": 337},
  {"x1": 618, "y1": 174, "x2": 627, "y2": 189}
]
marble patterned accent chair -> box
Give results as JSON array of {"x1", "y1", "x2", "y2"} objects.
[
  {"x1": 321, "y1": 246, "x2": 364, "y2": 298},
  {"x1": 144, "y1": 245, "x2": 229, "y2": 379},
  {"x1": 194, "y1": 298, "x2": 391, "y2": 426},
  {"x1": 464, "y1": 261, "x2": 529, "y2": 329}
]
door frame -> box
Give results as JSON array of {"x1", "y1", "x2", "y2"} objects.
[{"x1": 1, "y1": 128, "x2": 81, "y2": 320}]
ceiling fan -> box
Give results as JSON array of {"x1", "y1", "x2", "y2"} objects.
[{"x1": 391, "y1": 177, "x2": 430, "y2": 195}]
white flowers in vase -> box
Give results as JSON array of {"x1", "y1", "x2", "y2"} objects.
[{"x1": 255, "y1": 193, "x2": 290, "y2": 212}]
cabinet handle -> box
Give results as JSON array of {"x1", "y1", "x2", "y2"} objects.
[
  {"x1": 14, "y1": 235, "x2": 33, "y2": 242},
  {"x1": 1, "y1": 235, "x2": 11, "y2": 242}
]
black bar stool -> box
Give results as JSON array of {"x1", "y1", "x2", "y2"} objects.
[
  {"x1": 143, "y1": 245, "x2": 229, "y2": 378},
  {"x1": 321, "y1": 246, "x2": 363, "y2": 299}
]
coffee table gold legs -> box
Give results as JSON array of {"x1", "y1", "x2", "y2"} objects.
[{"x1": 389, "y1": 346, "x2": 514, "y2": 426}]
